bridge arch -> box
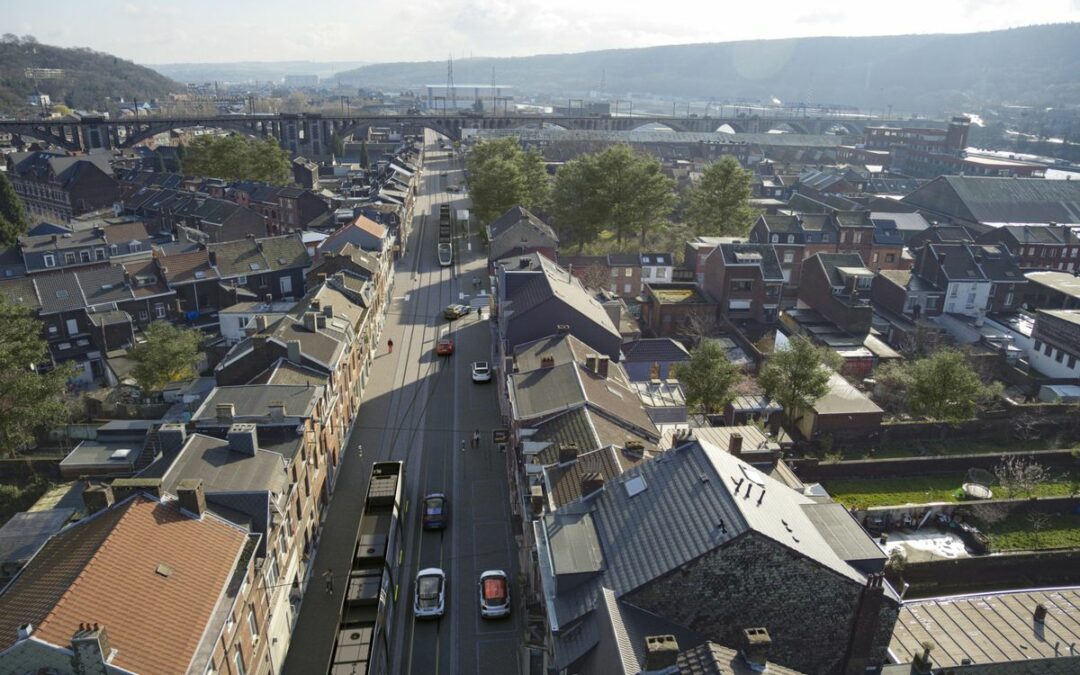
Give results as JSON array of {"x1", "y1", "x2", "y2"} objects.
[
  {"x1": 121, "y1": 119, "x2": 268, "y2": 148},
  {"x1": 0, "y1": 123, "x2": 81, "y2": 151}
]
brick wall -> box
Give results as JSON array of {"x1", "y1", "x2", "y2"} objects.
[{"x1": 623, "y1": 532, "x2": 898, "y2": 675}]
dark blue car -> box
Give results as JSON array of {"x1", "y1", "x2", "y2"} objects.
[{"x1": 423, "y1": 493, "x2": 447, "y2": 530}]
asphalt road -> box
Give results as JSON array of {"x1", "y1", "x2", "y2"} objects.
[{"x1": 283, "y1": 133, "x2": 522, "y2": 675}]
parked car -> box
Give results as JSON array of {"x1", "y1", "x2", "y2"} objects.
[
  {"x1": 471, "y1": 361, "x2": 492, "y2": 383},
  {"x1": 414, "y1": 568, "x2": 446, "y2": 618},
  {"x1": 443, "y1": 304, "x2": 471, "y2": 320},
  {"x1": 479, "y1": 570, "x2": 511, "y2": 619},
  {"x1": 423, "y1": 493, "x2": 448, "y2": 530},
  {"x1": 446, "y1": 185, "x2": 462, "y2": 193},
  {"x1": 436, "y1": 338, "x2": 454, "y2": 356}
]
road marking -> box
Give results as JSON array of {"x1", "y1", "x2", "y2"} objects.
[{"x1": 394, "y1": 294, "x2": 411, "y2": 301}]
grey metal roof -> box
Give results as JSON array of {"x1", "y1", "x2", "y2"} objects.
[
  {"x1": 77, "y1": 265, "x2": 135, "y2": 307},
  {"x1": 507, "y1": 256, "x2": 620, "y2": 340},
  {"x1": 926, "y1": 243, "x2": 987, "y2": 282},
  {"x1": 0, "y1": 509, "x2": 76, "y2": 566},
  {"x1": 511, "y1": 362, "x2": 585, "y2": 420},
  {"x1": 546, "y1": 510, "x2": 604, "y2": 575},
  {"x1": 541, "y1": 438, "x2": 871, "y2": 629},
  {"x1": 903, "y1": 175, "x2": 1080, "y2": 224},
  {"x1": 161, "y1": 433, "x2": 289, "y2": 495},
  {"x1": 59, "y1": 439, "x2": 144, "y2": 472},
  {"x1": 800, "y1": 502, "x2": 886, "y2": 569},
  {"x1": 718, "y1": 243, "x2": 785, "y2": 281},
  {"x1": 487, "y1": 205, "x2": 558, "y2": 245}
]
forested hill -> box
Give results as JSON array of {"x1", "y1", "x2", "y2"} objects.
[
  {"x1": 0, "y1": 36, "x2": 178, "y2": 112},
  {"x1": 337, "y1": 23, "x2": 1080, "y2": 113}
]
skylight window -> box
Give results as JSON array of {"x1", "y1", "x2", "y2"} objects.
[
  {"x1": 55, "y1": 290, "x2": 69, "y2": 299},
  {"x1": 249, "y1": 262, "x2": 262, "y2": 271},
  {"x1": 194, "y1": 270, "x2": 206, "y2": 279},
  {"x1": 624, "y1": 474, "x2": 648, "y2": 497}
]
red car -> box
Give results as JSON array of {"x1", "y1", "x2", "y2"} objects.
[{"x1": 436, "y1": 338, "x2": 454, "y2": 356}]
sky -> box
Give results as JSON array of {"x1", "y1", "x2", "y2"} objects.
[{"x1": 2, "y1": 0, "x2": 1080, "y2": 64}]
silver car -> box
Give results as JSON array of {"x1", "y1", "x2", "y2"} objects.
[{"x1": 414, "y1": 568, "x2": 446, "y2": 619}]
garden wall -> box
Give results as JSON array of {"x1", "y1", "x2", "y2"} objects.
[
  {"x1": 856, "y1": 495, "x2": 1080, "y2": 525},
  {"x1": 892, "y1": 548, "x2": 1080, "y2": 599},
  {"x1": 791, "y1": 448, "x2": 1080, "y2": 482}
]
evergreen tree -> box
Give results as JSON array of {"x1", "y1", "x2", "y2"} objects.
[
  {"x1": 684, "y1": 156, "x2": 757, "y2": 237},
  {"x1": 0, "y1": 171, "x2": 29, "y2": 246}
]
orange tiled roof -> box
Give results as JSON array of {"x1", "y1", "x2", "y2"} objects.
[
  {"x1": 0, "y1": 496, "x2": 248, "y2": 674},
  {"x1": 158, "y1": 249, "x2": 219, "y2": 285}
]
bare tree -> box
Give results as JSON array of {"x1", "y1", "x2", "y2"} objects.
[
  {"x1": 994, "y1": 456, "x2": 1052, "y2": 499},
  {"x1": 577, "y1": 265, "x2": 613, "y2": 293},
  {"x1": 681, "y1": 307, "x2": 721, "y2": 344},
  {"x1": 1027, "y1": 511, "x2": 1049, "y2": 550},
  {"x1": 897, "y1": 319, "x2": 948, "y2": 359}
]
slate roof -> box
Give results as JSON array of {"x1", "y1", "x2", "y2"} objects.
[
  {"x1": 487, "y1": 205, "x2": 559, "y2": 243},
  {"x1": 926, "y1": 243, "x2": 987, "y2": 282},
  {"x1": 33, "y1": 273, "x2": 86, "y2": 313},
  {"x1": 0, "y1": 246, "x2": 27, "y2": 278},
  {"x1": 903, "y1": 176, "x2": 1080, "y2": 224},
  {"x1": 640, "y1": 253, "x2": 673, "y2": 266},
  {"x1": 812, "y1": 252, "x2": 869, "y2": 286},
  {"x1": 208, "y1": 234, "x2": 310, "y2": 279},
  {"x1": 677, "y1": 641, "x2": 804, "y2": 675},
  {"x1": 870, "y1": 211, "x2": 929, "y2": 234},
  {"x1": 997, "y1": 224, "x2": 1080, "y2": 246},
  {"x1": 0, "y1": 496, "x2": 248, "y2": 675},
  {"x1": 513, "y1": 333, "x2": 598, "y2": 373},
  {"x1": 538, "y1": 438, "x2": 875, "y2": 631},
  {"x1": 1026, "y1": 271, "x2": 1080, "y2": 300},
  {"x1": 544, "y1": 446, "x2": 624, "y2": 509},
  {"x1": 507, "y1": 256, "x2": 620, "y2": 340},
  {"x1": 511, "y1": 362, "x2": 585, "y2": 419},
  {"x1": 157, "y1": 248, "x2": 219, "y2": 285},
  {"x1": 718, "y1": 243, "x2": 785, "y2": 281},
  {"x1": 607, "y1": 253, "x2": 640, "y2": 267},
  {"x1": 0, "y1": 277, "x2": 42, "y2": 311},
  {"x1": 759, "y1": 214, "x2": 804, "y2": 235},
  {"x1": 971, "y1": 245, "x2": 1023, "y2": 282},
  {"x1": 622, "y1": 338, "x2": 690, "y2": 364},
  {"x1": 530, "y1": 408, "x2": 603, "y2": 458}
]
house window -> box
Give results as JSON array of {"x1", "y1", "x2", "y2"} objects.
[
  {"x1": 139, "y1": 311, "x2": 149, "y2": 321},
  {"x1": 129, "y1": 241, "x2": 142, "y2": 253},
  {"x1": 1056, "y1": 350, "x2": 1065, "y2": 363},
  {"x1": 1069, "y1": 356, "x2": 1077, "y2": 369},
  {"x1": 624, "y1": 268, "x2": 633, "y2": 277},
  {"x1": 154, "y1": 303, "x2": 166, "y2": 319},
  {"x1": 787, "y1": 235, "x2": 794, "y2": 244},
  {"x1": 783, "y1": 251, "x2": 794, "y2": 264},
  {"x1": 853, "y1": 232, "x2": 862, "y2": 244},
  {"x1": 885, "y1": 253, "x2": 896, "y2": 263},
  {"x1": 236, "y1": 275, "x2": 248, "y2": 285},
  {"x1": 966, "y1": 292, "x2": 976, "y2": 306},
  {"x1": 64, "y1": 252, "x2": 76, "y2": 264},
  {"x1": 623, "y1": 283, "x2": 632, "y2": 294},
  {"x1": 247, "y1": 607, "x2": 259, "y2": 638},
  {"x1": 656, "y1": 268, "x2": 666, "y2": 279},
  {"x1": 730, "y1": 280, "x2": 753, "y2": 292},
  {"x1": 1034, "y1": 340, "x2": 1042, "y2": 351},
  {"x1": 66, "y1": 318, "x2": 79, "y2": 335},
  {"x1": 1004, "y1": 292, "x2": 1014, "y2": 306},
  {"x1": 233, "y1": 651, "x2": 246, "y2": 675},
  {"x1": 1044, "y1": 343, "x2": 1053, "y2": 356},
  {"x1": 225, "y1": 612, "x2": 236, "y2": 635},
  {"x1": 641, "y1": 268, "x2": 652, "y2": 279},
  {"x1": 872, "y1": 252, "x2": 879, "y2": 263},
  {"x1": 925, "y1": 297, "x2": 938, "y2": 310},
  {"x1": 822, "y1": 234, "x2": 831, "y2": 242},
  {"x1": 43, "y1": 254, "x2": 56, "y2": 268},
  {"x1": 110, "y1": 244, "x2": 118, "y2": 255},
  {"x1": 950, "y1": 286, "x2": 958, "y2": 298},
  {"x1": 266, "y1": 555, "x2": 279, "y2": 586},
  {"x1": 280, "y1": 276, "x2": 293, "y2": 295},
  {"x1": 95, "y1": 248, "x2": 106, "y2": 261},
  {"x1": 771, "y1": 234, "x2": 779, "y2": 243},
  {"x1": 79, "y1": 250, "x2": 91, "y2": 263},
  {"x1": 610, "y1": 268, "x2": 618, "y2": 278},
  {"x1": 765, "y1": 285, "x2": 780, "y2": 297}
]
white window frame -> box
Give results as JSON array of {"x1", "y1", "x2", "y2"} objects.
[
  {"x1": 43, "y1": 254, "x2": 56, "y2": 268},
  {"x1": 233, "y1": 651, "x2": 246, "y2": 675},
  {"x1": 154, "y1": 303, "x2": 166, "y2": 319}
]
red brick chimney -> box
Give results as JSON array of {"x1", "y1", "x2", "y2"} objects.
[{"x1": 729, "y1": 432, "x2": 743, "y2": 457}]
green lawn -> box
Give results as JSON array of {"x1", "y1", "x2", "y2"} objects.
[
  {"x1": 977, "y1": 512, "x2": 1080, "y2": 552},
  {"x1": 823, "y1": 473, "x2": 1080, "y2": 510}
]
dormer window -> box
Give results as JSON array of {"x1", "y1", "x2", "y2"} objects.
[{"x1": 771, "y1": 234, "x2": 779, "y2": 243}]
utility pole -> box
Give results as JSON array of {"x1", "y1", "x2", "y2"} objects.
[
  {"x1": 446, "y1": 54, "x2": 456, "y2": 112},
  {"x1": 491, "y1": 66, "x2": 497, "y2": 115}
]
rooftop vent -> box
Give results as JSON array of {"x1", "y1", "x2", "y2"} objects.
[{"x1": 109, "y1": 448, "x2": 132, "y2": 460}]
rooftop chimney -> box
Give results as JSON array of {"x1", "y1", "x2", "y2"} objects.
[
  {"x1": 303, "y1": 312, "x2": 319, "y2": 333},
  {"x1": 157, "y1": 423, "x2": 187, "y2": 454},
  {"x1": 287, "y1": 339, "x2": 302, "y2": 363},
  {"x1": 643, "y1": 635, "x2": 680, "y2": 672},
  {"x1": 71, "y1": 623, "x2": 112, "y2": 673},
  {"x1": 215, "y1": 403, "x2": 235, "y2": 422},
  {"x1": 254, "y1": 315, "x2": 269, "y2": 332},
  {"x1": 83, "y1": 483, "x2": 115, "y2": 514},
  {"x1": 740, "y1": 627, "x2": 772, "y2": 670},
  {"x1": 558, "y1": 442, "x2": 579, "y2": 465},
  {"x1": 1034, "y1": 603, "x2": 1048, "y2": 624},
  {"x1": 597, "y1": 355, "x2": 610, "y2": 379},
  {"x1": 311, "y1": 298, "x2": 321, "y2": 311},
  {"x1": 323, "y1": 303, "x2": 334, "y2": 318},
  {"x1": 540, "y1": 355, "x2": 555, "y2": 369},
  {"x1": 110, "y1": 478, "x2": 163, "y2": 501},
  {"x1": 227, "y1": 423, "x2": 259, "y2": 456},
  {"x1": 729, "y1": 432, "x2": 743, "y2": 457},
  {"x1": 581, "y1": 472, "x2": 605, "y2": 498},
  {"x1": 623, "y1": 440, "x2": 646, "y2": 459},
  {"x1": 176, "y1": 478, "x2": 206, "y2": 518},
  {"x1": 585, "y1": 354, "x2": 598, "y2": 372},
  {"x1": 556, "y1": 324, "x2": 570, "y2": 334},
  {"x1": 529, "y1": 485, "x2": 545, "y2": 517}
]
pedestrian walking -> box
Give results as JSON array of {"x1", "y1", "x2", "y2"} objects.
[
  {"x1": 323, "y1": 569, "x2": 334, "y2": 595},
  {"x1": 387, "y1": 339, "x2": 394, "y2": 354},
  {"x1": 472, "y1": 428, "x2": 481, "y2": 448},
  {"x1": 460, "y1": 439, "x2": 466, "y2": 452}
]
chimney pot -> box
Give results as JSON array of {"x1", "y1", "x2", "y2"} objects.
[
  {"x1": 540, "y1": 355, "x2": 555, "y2": 369},
  {"x1": 643, "y1": 635, "x2": 680, "y2": 671},
  {"x1": 303, "y1": 312, "x2": 319, "y2": 333},
  {"x1": 597, "y1": 355, "x2": 610, "y2": 379},
  {"x1": 227, "y1": 423, "x2": 259, "y2": 456},
  {"x1": 740, "y1": 627, "x2": 772, "y2": 670},
  {"x1": 558, "y1": 442, "x2": 579, "y2": 464},
  {"x1": 729, "y1": 432, "x2": 743, "y2": 456}
]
